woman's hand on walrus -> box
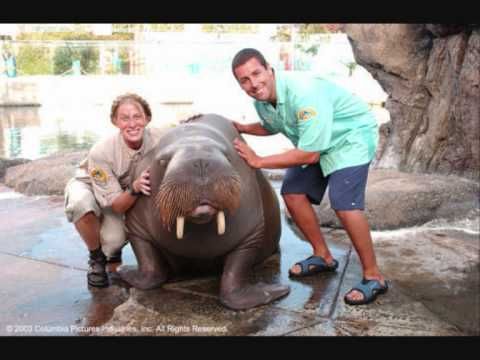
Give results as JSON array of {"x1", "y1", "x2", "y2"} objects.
[{"x1": 133, "y1": 169, "x2": 151, "y2": 196}]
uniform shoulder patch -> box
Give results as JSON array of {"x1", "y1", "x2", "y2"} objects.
[
  {"x1": 297, "y1": 107, "x2": 317, "y2": 121},
  {"x1": 90, "y1": 167, "x2": 108, "y2": 184}
]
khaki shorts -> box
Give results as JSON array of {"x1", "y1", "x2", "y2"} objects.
[{"x1": 64, "y1": 178, "x2": 127, "y2": 257}]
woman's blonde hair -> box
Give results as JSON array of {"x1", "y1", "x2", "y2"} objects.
[{"x1": 110, "y1": 93, "x2": 152, "y2": 124}]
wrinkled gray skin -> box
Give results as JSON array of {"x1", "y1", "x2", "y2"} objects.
[{"x1": 118, "y1": 114, "x2": 290, "y2": 310}]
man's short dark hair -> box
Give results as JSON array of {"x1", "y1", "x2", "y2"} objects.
[{"x1": 231, "y1": 48, "x2": 268, "y2": 78}]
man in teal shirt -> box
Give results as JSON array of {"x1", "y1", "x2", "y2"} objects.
[{"x1": 231, "y1": 48, "x2": 388, "y2": 305}]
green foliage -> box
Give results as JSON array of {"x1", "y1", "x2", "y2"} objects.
[
  {"x1": 53, "y1": 45, "x2": 99, "y2": 75},
  {"x1": 118, "y1": 47, "x2": 130, "y2": 74},
  {"x1": 16, "y1": 31, "x2": 125, "y2": 75},
  {"x1": 103, "y1": 47, "x2": 130, "y2": 74},
  {"x1": 201, "y1": 24, "x2": 258, "y2": 33},
  {"x1": 297, "y1": 24, "x2": 331, "y2": 35},
  {"x1": 79, "y1": 47, "x2": 99, "y2": 74},
  {"x1": 343, "y1": 61, "x2": 358, "y2": 77},
  {"x1": 16, "y1": 31, "x2": 133, "y2": 41},
  {"x1": 149, "y1": 24, "x2": 184, "y2": 32},
  {"x1": 53, "y1": 47, "x2": 72, "y2": 74},
  {"x1": 295, "y1": 43, "x2": 319, "y2": 56},
  {"x1": 271, "y1": 25, "x2": 292, "y2": 42},
  {"x1": 111, "y1": 24, "x2": 185, "y2": 33},
  {"x1": 16, "y1": 45, "x2": 52, "y2": 75},
  {"x1": 271, "y1": 24, "x2": 342, "y2": 42},
  {"x1": 95, "y1": 33, "x2": 134, "y2": 41}
]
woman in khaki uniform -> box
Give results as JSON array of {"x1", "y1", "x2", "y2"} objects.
[{"x1": 64, "y1": 93, "x2": 169, "y2": 287}]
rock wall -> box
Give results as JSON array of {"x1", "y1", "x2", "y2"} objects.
[{"x1": 344, "y1": 24, "x2": 479, "y2": 180}]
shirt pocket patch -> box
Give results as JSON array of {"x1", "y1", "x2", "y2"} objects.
[
  {"x1": 297, "y1": 107, "x2": 317, "y2": 122},
  {"x1": 90, "y1": 167, "x2": 108, "y2": 185}
]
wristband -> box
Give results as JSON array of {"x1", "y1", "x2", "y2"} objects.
[{"x1": 127, "y1": 184, "x2": 142, "y2": 196}]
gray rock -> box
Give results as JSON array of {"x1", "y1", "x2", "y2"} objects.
[
  {"x1": 0, "y1": 158, "x2": 31, "y2": 181},
  {"x1": 286, "y1": 169, "x2": 479, "y2": 230},
  {"x1": 4, "y1": 150, "x2": 87, "y2": 195},
  {"x1": 344, "y1": 24, "x2": 480, "y2": 180}
]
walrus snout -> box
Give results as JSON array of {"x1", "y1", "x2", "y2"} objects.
[
  {"x1": 188, "y1": 202, "x2": 225, "y2": 236},
  {"x1": 154, "y1": 148, "x2": 241, "y2": 240},
  {"x1": 181, "y1": 201, "x2": 226, "y2": 239},
  {"x1": 190, "y1": 203, "x2": 217, "y2": 223}
]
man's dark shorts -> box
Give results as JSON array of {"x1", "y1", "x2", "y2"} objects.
[{"x1": 280, "y1": 163, "x2": 371, "y2": 210}]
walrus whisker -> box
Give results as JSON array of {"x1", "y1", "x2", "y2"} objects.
[{"x1": 155, "y1": 174, "x2": 241, "y2": 233}]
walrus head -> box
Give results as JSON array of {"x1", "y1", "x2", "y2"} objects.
[{"x1": 153, "y1": 136, "x2": 241, "y2": 239}]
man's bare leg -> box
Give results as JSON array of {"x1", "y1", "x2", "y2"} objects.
[
  {"x1": 336, "y1": 209, "x2": 385, "y2": 302},
  {"x1": 283, "y1": 194, "x2": 336, "y2": 275}
]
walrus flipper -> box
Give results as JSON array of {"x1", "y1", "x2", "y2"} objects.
[
  {"x1": 219, "y1": 243, "x2": 290, "y2": 310},
  {"x1": 118, "y1": 235, "x2": 168, "y2": 290},
  {"x1": 220, "y1": 282, "x2": 290, "y2": 311}
]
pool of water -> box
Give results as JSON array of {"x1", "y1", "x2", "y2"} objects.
[
  {"x1": 0, "y1": 102, "x2": 187, "y2": 159},
  {"x1": 1, "y1": 105, "x2": 100, "y2": 159}
]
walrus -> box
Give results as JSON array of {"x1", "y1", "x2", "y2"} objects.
[{"x1": 118, "y1": 114, "x2": 290, "y2": 310}]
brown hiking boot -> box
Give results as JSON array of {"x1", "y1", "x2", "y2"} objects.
[{"x1": 87, "y1": 253, "x2": 108, "y2": 288}]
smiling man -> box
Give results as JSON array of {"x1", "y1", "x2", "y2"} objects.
[{"x1": 231, "y1": 48, "x2": 388, "y2": 306}]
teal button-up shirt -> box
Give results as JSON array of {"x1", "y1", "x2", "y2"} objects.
[{"x1": 254, "y1": 71, "x2": 378, "y2": 176}]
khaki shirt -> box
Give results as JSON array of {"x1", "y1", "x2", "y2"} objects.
[{"x1": 76, "y1": 127, "x2": 169, "y2": 208}]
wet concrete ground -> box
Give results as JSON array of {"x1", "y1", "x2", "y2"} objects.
[{"x1": 0, "y1": 182, "x2": 478, "y2": 336}]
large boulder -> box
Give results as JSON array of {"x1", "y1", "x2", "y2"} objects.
[
  {"x1": 344, "y1": 24, "x2": 479, "y2": 180},
  {"x1": 4, "y1": 151, "x2": 87, "y2": 195},
  {"x1": 0, "y1": 158, "x2": 31, "y2": 182},
  {"x1": 286, "y1": 169, "x2": 479, "y2": 230}
]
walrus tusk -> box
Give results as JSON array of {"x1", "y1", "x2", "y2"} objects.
[
  {"x1": 176, "y1": 216, "x2": 185, "y2": 239},
  {"x1": 217, "y1": 211, "x2": 225, "y2": 235}
]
